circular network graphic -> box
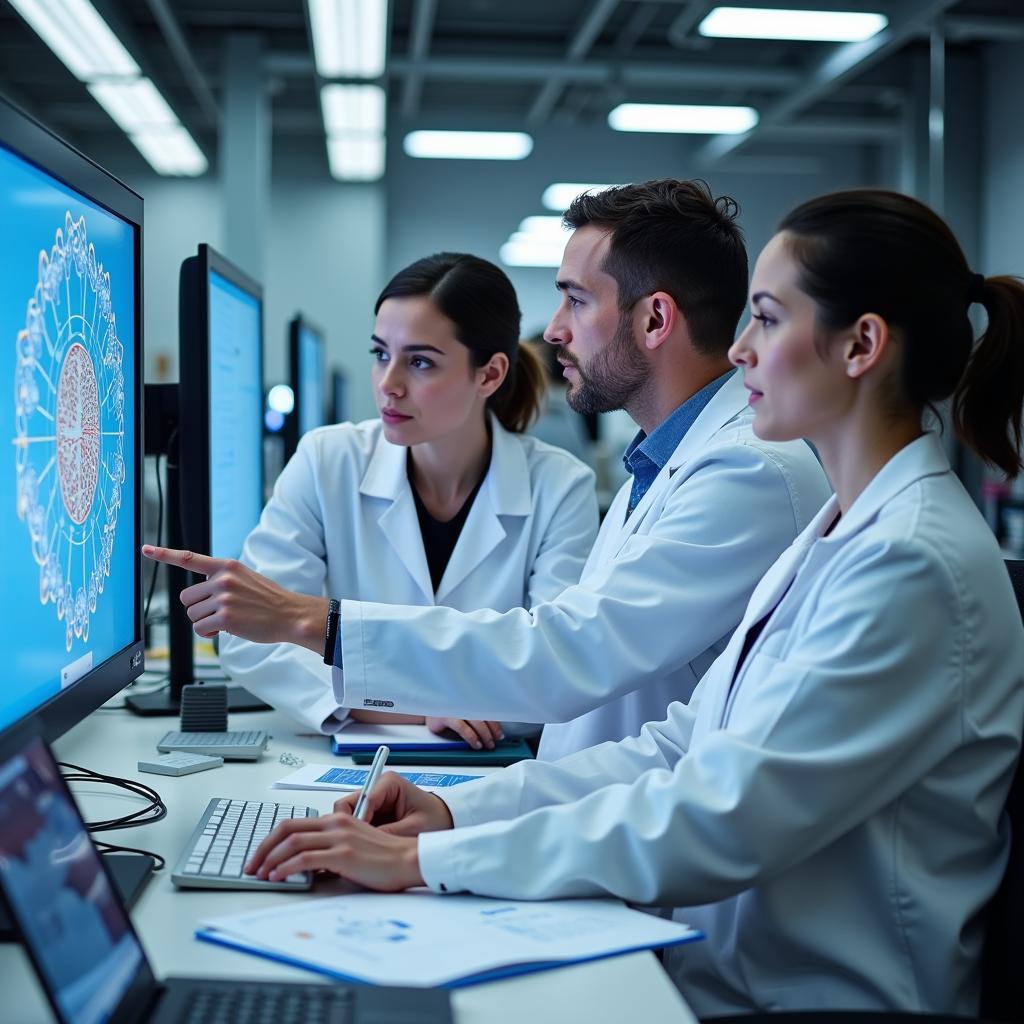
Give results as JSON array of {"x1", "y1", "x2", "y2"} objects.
[{"x1": 14, "y1": 212, "x2": 127, "y2": 651}]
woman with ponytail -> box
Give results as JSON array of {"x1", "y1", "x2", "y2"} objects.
[
  {"x1": 244, "y1": 191, "x2": 1024, "y2": 1018},
  {"x1": 213, "y1": 252, "x2": 597, "y2": 743}
]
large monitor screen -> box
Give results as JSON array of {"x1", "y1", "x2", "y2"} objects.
[
  {"x1": 297, "y1": 321, "x2": 326, "y2": 436},
  {"x1": 0, "y1": 113, "x2": 140, "y2": 737},
  {"x1": 208, "y1": 269, "x2": 263, "y2": 560}
]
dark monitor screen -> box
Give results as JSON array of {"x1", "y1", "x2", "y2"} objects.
[
  {"x1": 284, "y1": 314, "x2": 326, "y2": 459},
  {"x1": 179, "y1": 246, "x2": 264, "y2": 560},
  {"x1": 0, "y1": 94, "x2": 144, "y2": 741}
]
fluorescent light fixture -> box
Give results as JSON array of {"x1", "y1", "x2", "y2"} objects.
[
  {"x1": 541, "y1": 182, "x2": 618, "y2": 211},
  {"x1": 698, "y1": 7, "x2": 887, "y2": 42},
  {"x1": 129, "y1": 126, "x2": 208, "y2": 177},
  {"x1": 499, "y1": 239, "x2": 566, "y2": 268},
  {"x1": 609, "y1": 103, "x2": 758, "y2": 134},
  {"x1": 518, "y1": 216, "x2": 570, "y2": 237},
  {"x1": 327, "y1": 134, "x2": 385, "y2": 181},
  {"x1": 8, "y1": 0, "x2": 140, "y2": 80},
  {"x1": 10, "y1": 0, "x2": 208, "y2": 177},
  {"x1": 88, "y1": 78, "x2": 178, "y2": 132},
  {"x1": 320, "y1": 83, "x2": 385, "y2": 134},
  {"x1": 404, "y1": 131, "x2": 533, "y2": 161},
  {"x1": 308, "y1": 0, "x2": 388, "y2": 78}
]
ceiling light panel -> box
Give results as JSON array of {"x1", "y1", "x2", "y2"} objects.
[
  {"x1": 327, "y1": 135, "x2": 385, "y2": 181},
  {"x1": 404, "y1": 131, "x2": 534, "y2": 160},
  {"x1": 541, "y1": 183, "x2": 619, "y2": 211},
  {"x1": 698, "y1": 7, "x2": 888, "y2": 42},
  {"x1": 608, "y1": 103, "x2": 758, "y2": 134},
  {"x1": 8, "y1": 0, "x2": 140, "y2": 79},
  {"x1": 88, "y1": 79, "x2": 178, "y2": 132},
  {"x1": 308, "y1": 0, "x2": 388, "y2": 78},
  {"x1": 320, "y1": 84, "x2": 385, "y2": 134},
  {"x1": 129, "y1": 126, "x2": 208, "y2": 176}
]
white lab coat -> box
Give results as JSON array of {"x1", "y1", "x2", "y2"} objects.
[
  {"x1": 335, "y1": 372, "x2": 832, "y2": 758},
  {"x1": 219, "y1": 416, "x2": 598, "y2": 732},
  {"x1": 417, "y1": 432, "x2": 1024, "y2": 1017}
]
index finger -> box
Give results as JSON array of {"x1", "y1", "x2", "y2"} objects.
[{"x1": 142, "y1": 544, "x2": 223, "y2": 576}]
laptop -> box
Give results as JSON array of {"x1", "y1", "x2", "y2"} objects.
[{"x1": 0, "y1": 725, "x2": 452, "y2": 1024}]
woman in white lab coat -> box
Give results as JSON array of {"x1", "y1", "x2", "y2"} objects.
[
  {"x1": 247, "y1": 190, "x2": 1024, "y2": 1017},
  {"x1": 217, "y1": 253, "x2": 598, "y2": 741}
]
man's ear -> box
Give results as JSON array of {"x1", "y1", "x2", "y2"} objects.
[
  {"x1": 477, "y1": 352, "x2": 509, "y2": 398},
  {"x1": 639, "y1": 291, "x2": 679, "y2": 352},
  {"x1": 843, "y1": 313, "x2": 890, "y2": 379}
]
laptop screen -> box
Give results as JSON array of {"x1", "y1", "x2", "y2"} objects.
[{"x1": 0, "y1": 732, "x2": 148, "y2": 1024}]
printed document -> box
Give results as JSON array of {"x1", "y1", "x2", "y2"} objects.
[
  {"x1": 273, "y1": 763, "x2": 482, "y2": 793},
  {"x1": 198, "y1": 891, "x2": 701, "y2": 987}
]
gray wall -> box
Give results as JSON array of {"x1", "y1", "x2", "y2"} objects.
[
  {"x1": 385, "y1": 122, "x2": 876, "y2": 338},
  {"x1": 982, "y1": 42, "x2": 1024, "y2": 278}
]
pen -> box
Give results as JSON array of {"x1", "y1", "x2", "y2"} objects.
[{"x1": 353, "y1": 744, "x2": 390, "y2": 822}]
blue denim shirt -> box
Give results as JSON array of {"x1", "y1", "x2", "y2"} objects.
[{"x1": 623, "y1": 369, "x2": 734, "y2": 520}]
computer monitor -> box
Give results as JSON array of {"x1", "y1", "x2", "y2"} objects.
[
  {"x1": 128, "y1": 246, "x2": 267, "y2": 714},
  {"x1": 283, "y1": 314, "x2": 326, "y2": 460},
  {"x1": 0, "y1": 93, "x2": 144, "y2": 742},
  {"x1": 330, "y1": 366, "x2": 349, "y2": 425}
]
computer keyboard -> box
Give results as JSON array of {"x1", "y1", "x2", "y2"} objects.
[
  {"x1": 157, "y1": 730, "x2": 269, "y2": 760},
  {"x1": 178, "y1": 982, "x2": 355, "y2": 1024},
  {"x1": 171, "y1": 798, "x2": 318, "y2": 890}
]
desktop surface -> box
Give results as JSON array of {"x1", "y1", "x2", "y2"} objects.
[{"x1": 0, "y1": 704, "x2": 697, "y2": 1024}]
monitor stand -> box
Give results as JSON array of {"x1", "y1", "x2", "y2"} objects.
[
  {"x1": 0, "y1": 853, "x2": 155, "y2": 942},
  {"x1": 124, "y1": 685, "x2": 270, "y2": 716}
]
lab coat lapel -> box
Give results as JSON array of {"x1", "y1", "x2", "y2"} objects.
[
  {"x1": 435, "y1": 418, "x2": 529, "y2": 602},
  {"x1": 704, "y1": 495, "x2": 840, "y2": 728},
  {"x1": 360, "y1": 432, "x2": 434, "y2": 602},
  {"x1": 605, "y1": 372, "x2": 750, "y2": 561}
]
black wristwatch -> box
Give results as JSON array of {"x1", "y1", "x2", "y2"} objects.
[{"x1": 323, "y1": 598, "x2": 341, "y2": 665}]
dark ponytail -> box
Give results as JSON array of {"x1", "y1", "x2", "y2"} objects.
[
  {"x1": 374, "y1": 252, "x2": 543, "y2": 433},
  {"x1": 779, "y1": 189, "x2": 1024, "y2": 477},
  {"x1": 953, "y1": 276, "x2": 1024, "y2": 477}
]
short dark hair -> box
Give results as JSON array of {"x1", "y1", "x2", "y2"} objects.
[
  {"x1": 563, "y1": 179, "x2": 748, "y2": 357},
  {"x1": 779, "y1": 188, "x2": 1024, "y2": 477},
  {"x1": 374, "y1": 253, "x2": 543, "y2": 433}
]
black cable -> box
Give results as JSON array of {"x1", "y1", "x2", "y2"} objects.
[
  {"x1": 143, "y1": 450, "x2": 165, "y2": 623},
  {"x1": 58, "y1": 761, "x2": 167, "y2": 831},
  {"x1": 95, "y1": 840, "x2": 166, "y2": 871}
]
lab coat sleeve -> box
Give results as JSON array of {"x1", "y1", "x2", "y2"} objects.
[
  {"x1": 219, "y1": 437, "x2": 346, "y2": 734},
  {"x1": 418, "y1": 538, "x2": 983, "y2": 903},
  {"x1": 523, "y1": 457, "x2": 599, "y2": 606},
  {"x1": 434, "y1": 694, "x2": 701, "y2": 830},
  {"x1": 337, "y1": 441, "x2": 812, "y2": 722}
]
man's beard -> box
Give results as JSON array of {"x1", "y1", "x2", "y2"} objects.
[{"x1": 563, "y1": 311, "x2": 648, "y2": 415}]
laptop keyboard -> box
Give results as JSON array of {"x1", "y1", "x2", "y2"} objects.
[
  {"x1": 181, "y1": 982, "x2": 354, "y2": 1024},
  {"x1": 171, "y1": 798, "x2": 318, "y2": 890}
]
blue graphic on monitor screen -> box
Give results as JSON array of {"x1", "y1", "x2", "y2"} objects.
[{"x1": 1, "y1": 141, "x2": 136, "y2": 732}]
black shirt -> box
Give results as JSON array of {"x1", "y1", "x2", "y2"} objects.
[{"x1": 408, "y1": 454, "x2": 490, "y2": 593}]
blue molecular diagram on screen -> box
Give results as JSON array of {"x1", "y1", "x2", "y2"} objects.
[{"x1": 13, "y1": 212, "x2": 126, "y2": 652}]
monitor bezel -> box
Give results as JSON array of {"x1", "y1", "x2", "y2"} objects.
[
  {"x1": 0, "y1": 93, "x2": 145, "y2": 743},
  {"x1": 284, "y1": 312, "x2": 326, "y2": 459},
  {"x1": 178, "y1": 243, "x2": 265, "y2": 558}
]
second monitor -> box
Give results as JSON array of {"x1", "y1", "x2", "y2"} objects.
[
  {"x1": 282, "y1": 313, "x2": 327, "y2": 462},
  {"x1": 129, "y1": 245, "x2": 267, "y2": 715}
]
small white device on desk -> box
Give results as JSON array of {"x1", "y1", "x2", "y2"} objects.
[{"x1": 158, "y1": 730, "x2": 269, "y2": 760}]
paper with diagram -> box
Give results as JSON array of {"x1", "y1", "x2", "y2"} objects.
[{"x1": 197, "y1": 890, "x2": 702, "y2": 987}]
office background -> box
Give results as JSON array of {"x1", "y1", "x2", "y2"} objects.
[{"x1": 1, "y1": 0, "x2": 1021, "y2": 432}]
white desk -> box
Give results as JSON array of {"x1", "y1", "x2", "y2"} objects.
[{"x1": 1, "y1": 698, "x2": 696, "y2": 1024}]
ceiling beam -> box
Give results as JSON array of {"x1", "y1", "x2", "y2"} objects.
[
  {"x1": 527, "y1": 0, "x2": 620, "y2": 125},
  {"x1": 143, "y1": 0, "x2": 219, "y2": 127},
  {"x1": 694, "y1": 0, "x2": 959, "y2": 165},
  {"x1": 265, "y1": 52, "x2": 803, "y2": 90},
  {"x1": 400, "y1": 0, "x2": 437, "y2": 120}
]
